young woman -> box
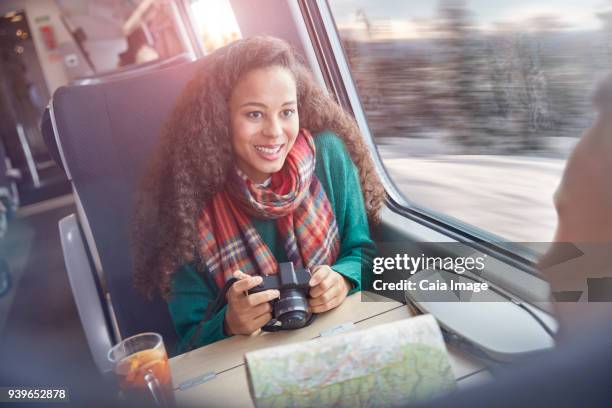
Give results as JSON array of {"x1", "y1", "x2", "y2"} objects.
[{"x1": 132, "y1": 36, "x2": 385, "y2": 353}]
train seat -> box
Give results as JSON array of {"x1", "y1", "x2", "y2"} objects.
[{"x1": 51, "y1": 58, "x2": 207, "y2": 373}]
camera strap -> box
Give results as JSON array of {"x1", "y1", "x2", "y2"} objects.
[
  {"x1": 261, "y1": 313, "x2": 317, "y2": 332},
  {"x1": 186, "y1": 277, "x2": 238, "y2": 352}
]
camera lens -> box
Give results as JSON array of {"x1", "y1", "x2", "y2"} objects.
[{"x1": 274, "y1": 288, "x2": 310, "y2": 329}]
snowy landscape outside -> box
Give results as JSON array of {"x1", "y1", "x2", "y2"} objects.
[{"x1": 330, "y1": 0, "x2": 611, "y2": 243}]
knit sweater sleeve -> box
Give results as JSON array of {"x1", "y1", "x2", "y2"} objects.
[
  {"x1": 167, "y1": 263, "x2": 229, "y2": 353},
  {"x1": 314, "y1": 131, "x2": 376, "y2": 294}
]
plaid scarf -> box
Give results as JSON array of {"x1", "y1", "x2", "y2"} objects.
[{"x1": 197, "y1": 129, "x2": 340, "y2": 288}]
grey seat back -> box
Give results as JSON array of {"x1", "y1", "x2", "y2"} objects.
[{"x1": 52, "y1": 58, "x2": 208, "y2": 352}]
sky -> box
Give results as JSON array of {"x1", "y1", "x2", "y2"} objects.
[{"x1": 329, "y1": 0, "x2": 612, "y2": 38}]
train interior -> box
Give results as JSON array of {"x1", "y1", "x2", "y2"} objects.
[{"x1": 0, "y1": 0, "x2": 611, "y2": 407}]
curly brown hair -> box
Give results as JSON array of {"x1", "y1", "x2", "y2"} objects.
[{"x1": 132, "y1": 36, "x2": 385, "y2": 299}]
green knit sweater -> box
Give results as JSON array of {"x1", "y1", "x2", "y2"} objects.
[{"x1": 167, "y1": 131, "x2": 375, "y2": 354}]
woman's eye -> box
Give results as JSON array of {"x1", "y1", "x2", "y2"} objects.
[
  {"x1": 281, "y1": 109, "x2": 296, "y2": 118},
  {"x1": 247, "y1": 111, "x2": 263, "y2": 119}
]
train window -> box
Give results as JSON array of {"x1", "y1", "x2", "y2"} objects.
[
  {"x1": 186, "y1": 0, "x2": 242, "y2": 52},
  {"x1": 327, "y1": 0, "x2": 610, "y2": 248}
]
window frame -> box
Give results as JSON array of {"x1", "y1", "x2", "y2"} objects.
[
  {"x1": 298, "y1": 0, "x2": 544, "y2": 275},
  {"x1": 175, "y1": 0, "x2": 207, "y2": 58}
]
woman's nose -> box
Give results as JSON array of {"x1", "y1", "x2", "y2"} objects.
[{"x1": 262, "y1": 117, "x2": 283, "y2": 138}]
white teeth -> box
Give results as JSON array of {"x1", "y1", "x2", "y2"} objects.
[{"x1": 255, "y1": 145, "x2": 282, "y2": 154}]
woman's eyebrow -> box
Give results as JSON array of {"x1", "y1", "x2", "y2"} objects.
[
  {"x1": 240, "y1": 101, "x2": 296, "y2": 108},
  {"x1": 241, "y1": 101, "x2": 267, "y2": 108}
]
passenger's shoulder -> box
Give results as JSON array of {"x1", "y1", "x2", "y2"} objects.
[
  {"x1": 171, "y1": 263, "x2": 200, "y2": 285},
  {"x1": 313, "y1": 130, "x2": 351, "y2": 163},
  {"x1": 312, "y1": 130, "x2": 357, "y2": 187}
]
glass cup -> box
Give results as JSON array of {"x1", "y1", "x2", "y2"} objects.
[{"x1": 108, "y1": 332, "x2": 175, "y2": 407}]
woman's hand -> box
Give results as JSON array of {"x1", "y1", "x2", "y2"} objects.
[
  {"x1": 308, "y1": 265, "x2": 351, "y2": 313},
  {"x1": 224, "y1": 270, "x2": 280, "y2": 335}
]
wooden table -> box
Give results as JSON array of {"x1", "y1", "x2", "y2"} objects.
[{"x1": 169, "y1": 292, "x2": 491, "y2": 407}]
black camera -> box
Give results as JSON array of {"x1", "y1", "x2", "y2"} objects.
[{"x1": 249, "y1": 262, "x2": 313, "y2": 331}]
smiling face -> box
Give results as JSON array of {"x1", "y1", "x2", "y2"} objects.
[{"x1": 229, "y1": 66, "x2": 299, "y2": 183}]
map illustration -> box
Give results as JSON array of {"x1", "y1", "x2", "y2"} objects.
[{"x1": 245, "y1": 314, "x2": 456, "y2": 407}]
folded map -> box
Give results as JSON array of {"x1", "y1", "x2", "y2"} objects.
[{"x1": 245, "y1": 314, "x2": 456, "y2": 408}]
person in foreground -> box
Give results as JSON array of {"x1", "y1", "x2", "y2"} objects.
[
  {"x1": 131, "y1": 36, "x2": 385, "y2": 353},
  {"x1": 551, "y1": 74, "x2": 612, "y2": 244}
]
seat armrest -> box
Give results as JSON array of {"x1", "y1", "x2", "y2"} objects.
[{"x1": 59, "y1": 214, "x2": 114, "y2": 374}]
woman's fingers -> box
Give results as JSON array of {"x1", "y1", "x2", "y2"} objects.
[
  {"x1": 309, "y1": 272, "x2": 337, "y2": 299},
  {"x1": 250, "y1": 312, "x2": 274, "y2": 332},
  {"x1": 309, "y1": 265, "x2": 331, "y2": 287},
  {"x1": 251, "y1": 301, "x2": 273, "y2": 316},
  {"x1": 309, "y1": 282, "x2": 342, "y2": 307},
  {"x1": 232, "y1": 270, "x2": 250, "y2": 280},
  {"x1": 308, "y1": 269, "x2": 351, "y2": 312},
  {"x1": 247, "y1": 289, "x2": 280, "y2": 307},
  {"x1": 228, "y1": 274, "x2": 262, "y2": 300},
  {"x1": 310, "y1": 295, "x2": 342, "y2": 314},
  {"x1": 226, "y1": 272, "x2": 274, "y2": 335}
]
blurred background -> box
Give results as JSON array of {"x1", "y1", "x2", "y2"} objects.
[{"x1": 331, "y1": 0, "x2": 612, "y2": 243}]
